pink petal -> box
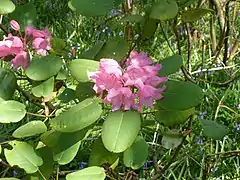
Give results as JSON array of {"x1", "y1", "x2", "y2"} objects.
[{"x1": 10, "y1": 20, "x2": 20, "y2": 31}]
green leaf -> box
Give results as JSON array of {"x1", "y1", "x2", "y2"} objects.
[
  {"x1": 150, "y1": 0, "x2": 178, "y2": 20},
  {"x1": 141, "y1": 18, "x2": 159, "y2": 40},
  {"x1": 121, "y1": 15, "x2": 144, "y2": 23},
  {"x1": 36, "y1": 147, "x2": 54, "y2": 180},
  {"x1": 50, "y1": 98, "x2": 102, "y2": 133},
  {"x1": 26, "y1": 55, "x2": 62, "y2": 81},
  {"x1": 71, "y1": 0, "x2": 124, "y2": 16},
  {"x1": 182, "y1": 8, "x2": 212, "y2": 22},
  {"x1": 96, "y1": 37, "x2": 130, "y2": 61},
  {"x1": 66, "y1": 166, "x2": 106, "y2": 180},
  {"x1": 178, "y1": 0, "x2": 198, "y2": 7},
  {"x1": 161, "y1": 129, "x2": 182, "y2": 149},
  {"x1": 200, "y1": 120, "x2": 229, "y2": 140},
  {"x1": 59, "y1": 88, "x2": 76, "y2": 103},
  {"x1": 12, "y1": 121, "x2": 47, "y2": 138},
  {"x1": 0, "y1": 178, "x2": 20, "y2": 180},
  {"x1": 41, "y1": 129, "x2": 87, "y2": 154},
  {"x1": 54, "y1": 141, "x2": 81, "y2": 165},
  {"x1": 123, "y1": 137, "x2": 148, "y2": 170},
  {"x1": 0, "y1": 0, "x2": 15, "y2": 15},
  {"x1": 0, "y1": 68, "x2": 17, "y2": 100},
  {"x1": 32, "y1": 77, "x2": 54, "y2": 97},
  {"x1": 159, "y1": 55, "x2": 183, "y2": 76},
  {"x1": 0, "y1": 100, "x2": 26, "y2": 123},
  {"x1": 10, "y1": 3, "x2": 36, "y2": 31},
  {"x1": 80, "y1": 42, "x2": 105, "y2": 60},
  {"x1": 51, "y1": 38, "x2": 67, "y2": 56},
  {"x1": 69, "y1": 59, "x2": 99, "y2": 82},
  {"x1": 76, "y1": 82, "x2": 95, "y2": 102},
  {"x1": 89, "y1": 138, "x2": 119, "y2": 166},
  {"x1": 158, "y1": 81, "x2": 203, "y2": 110},
  {"x1": 156, "y1": 108, "x2": 194, "y2": 126},
  {"x1": 4, "y1": 141, "x2": 43, "y2": 174},
  {"x1": 102, "y1": 111, "x2": 141, "y2": 153}
]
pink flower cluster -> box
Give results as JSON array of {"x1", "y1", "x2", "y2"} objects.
[
  {"x1": 0, "y1": 20, "x2": 52, "y2": 70},
  {"x1": 89, "y1": 51, "x2": 168, "y2": 112}
]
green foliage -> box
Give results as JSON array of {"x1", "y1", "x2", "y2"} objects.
[
  {"x1": 76, "y1": 82, "x2": 95, "y2": 102},
  {"x1": 0, "y1": 100, "x2": 26, "y2": 123},
  {"x1": 102, "y1": 111, "x2": 141, "y2": 153},
  {"x1": 95, "y1": 37, "x2": 130, "y2": 61},
  {"x1": 161, "y1": 129, "x2": 183, "y2": 149},
  {"x1": 200, "y1": 119, "x2": 229, "y2": 140},
  {"x1": 58, "y1": 88, "x2": 76, "y2": 103},
  {"x1": 66, "y1": 166, "x2": 106, "y2": 180},
  {"x1": 69, "y1": 59, "x2": 99, "y2": 82},
  {"x1": 4, "y1": 141, "x2": 43, "y2": 174},
  {"x1": 10, "y1": 2, "x2": 36, "y2": 31},
  {"x1": 70, "y1": 0, "x2": 124, "y2": 16},
  {"x1": 158, "y1": 81, "x2": 203, "y2": 110},
  {"x1": 26, "y1": 55, "x2": 62, "y2": 81},
  {"x1": 53, "y1": 141, "x2": 81, "y2": 165},
  {"x1": 159, "y1": 55, "x2": 183, "y2": 76},
  {"x1": 181, "y1": 8, "x2": 212, "y2": 22},
  {"x1": 123, "y1": 136, "x2": 148, "y2": 170},
  {"x1": 141, "y1": 18, "x2": 159, "y2": 40},
  {"x1": 0, "y1": 68, "x2": 17, "y2": 100},
  {"x1": 50, "y1": 98, "x2": 102, "y2": 132},
  {"x1": 150, "y1": 0, "x2": 178, "y2": 20},
  {"x1": 156, "y1": 108, "x2": 194, "y2": 126},
  {"x1": 0, "y1": 0, "x2": 15, "y2": 15},
  {"x1": 89, "y1": 137, "x2": 119, "y2": 166},
  {"x1": 12, "y1": 121, "x2": 47, "y2": 138},
  {"x1": 32, "y1": 77, "x2": 54, "y2": 97},
  {"x1": 121, "y1": 15, "x2": 144, "y2": 23}
]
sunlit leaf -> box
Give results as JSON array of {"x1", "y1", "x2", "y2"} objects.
[
  {"x1": 0, "y1": 0, "x2": 15, "y2": 15},
  {"x1": 102, "y1": 111, "x2": 141, "y2": 153}
]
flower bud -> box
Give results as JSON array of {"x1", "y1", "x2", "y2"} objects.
[{"x1": 10, "y1": 20, "x2": 20, "y2": 31}]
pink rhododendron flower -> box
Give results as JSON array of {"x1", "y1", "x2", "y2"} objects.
[
  {"x1": 99, "y1": 58, "x2": 123, "y2": 77},
  {"x1": 25, "y1": 25, "x2": 35, "y2": 37},
  {"x1": 32, "y1": 38, "x2": 51, "y2": 56},
  {"x1": 104, "y1": 87, "x2": 136, "y2": 111},
  {"x1": 25, "y1": 25, "x2": 51, "y2": 38},
  {"x1": 11, "y1": 51, "x2": 30, "y2": 70},
  {"x1": 0, "y1": 34, "x2": 23, "y2": 57},
  {"x1": 89, "y1": 51, "x2": 168, "y2": 112},
  {"x1": 10, "y1": 20, "x2": 20, "y2": 31}
]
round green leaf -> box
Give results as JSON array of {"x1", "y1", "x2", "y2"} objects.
[
  {"x1": 10, "y1": 2, "x2": 36, "y2": 31},
  {"x1": 69, "y1": 59, "x2": 99, "y2": 82},
  {"x1": 76, "y1": 82, "x2": 95, "y2": 102},
  {"x1": 156, "y1": 108, "x2": 194, "y2": 126},
  {"x1": 158, "y1": 81, "x2": 203, "y2": 110},
  {"x1": 0, "y1": 0, "x2": 15, "y2": 15},
  {"x1": 150, "y1": 0, "x2": 178, "y2": 20},
  {"x1": 0, "y1": 100, "x2": 26, "y2": 123},
  {"x1": 96, "y1": 37, "x2": 130, "y2": 61},
  {"x1": 50, "y1": 98, "x2": 102, "y2": 132},
  {"x1": 0, "y1": 68, "x2": 17, "y2": 100},
  {"x1": 71, "y1": 0, "x2": 124, "y2": 16},
  {"x1": 161, "y1": 129, "x2": 182, "y2": 149},
  {"x1": 32, "y1": 77, "x2": 54, "y2": 97},
  {"x1": 26, "y1": 55, "x2": 62, "y2": 81},
  {"x1": 54, "y1": 141, "x2": 81, "y2": 165},
  {"x1": 89, "y1": 138, "x2": 119, "y2": 166},
  {"x1": 66, "y1": 166, "x2": 106, "y2": 180},
  {"x1": 123, "y1": 137, "x2": 148, "y2": 170},
  {"x1": 102, "y1": 111, "x2": 141, "y2": 153},
  {"x1": 159, "y1": 55, "x2": 183, "y2": 76},
  {"x1": 4, "y1": 141, "x2": 43, "y2": 174},
  {"x1": 182, "y1": 8, "x2": 212, "y2": 22},
  {"x1": 0, "y1": 178, "x2": 20, "y2": 180},
  {"x1": 12, "y1": 121, "x2": 47, "y2": 138},
  {"x1": 200, "y1": 119, "x2": 229, "y2": 140}
]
